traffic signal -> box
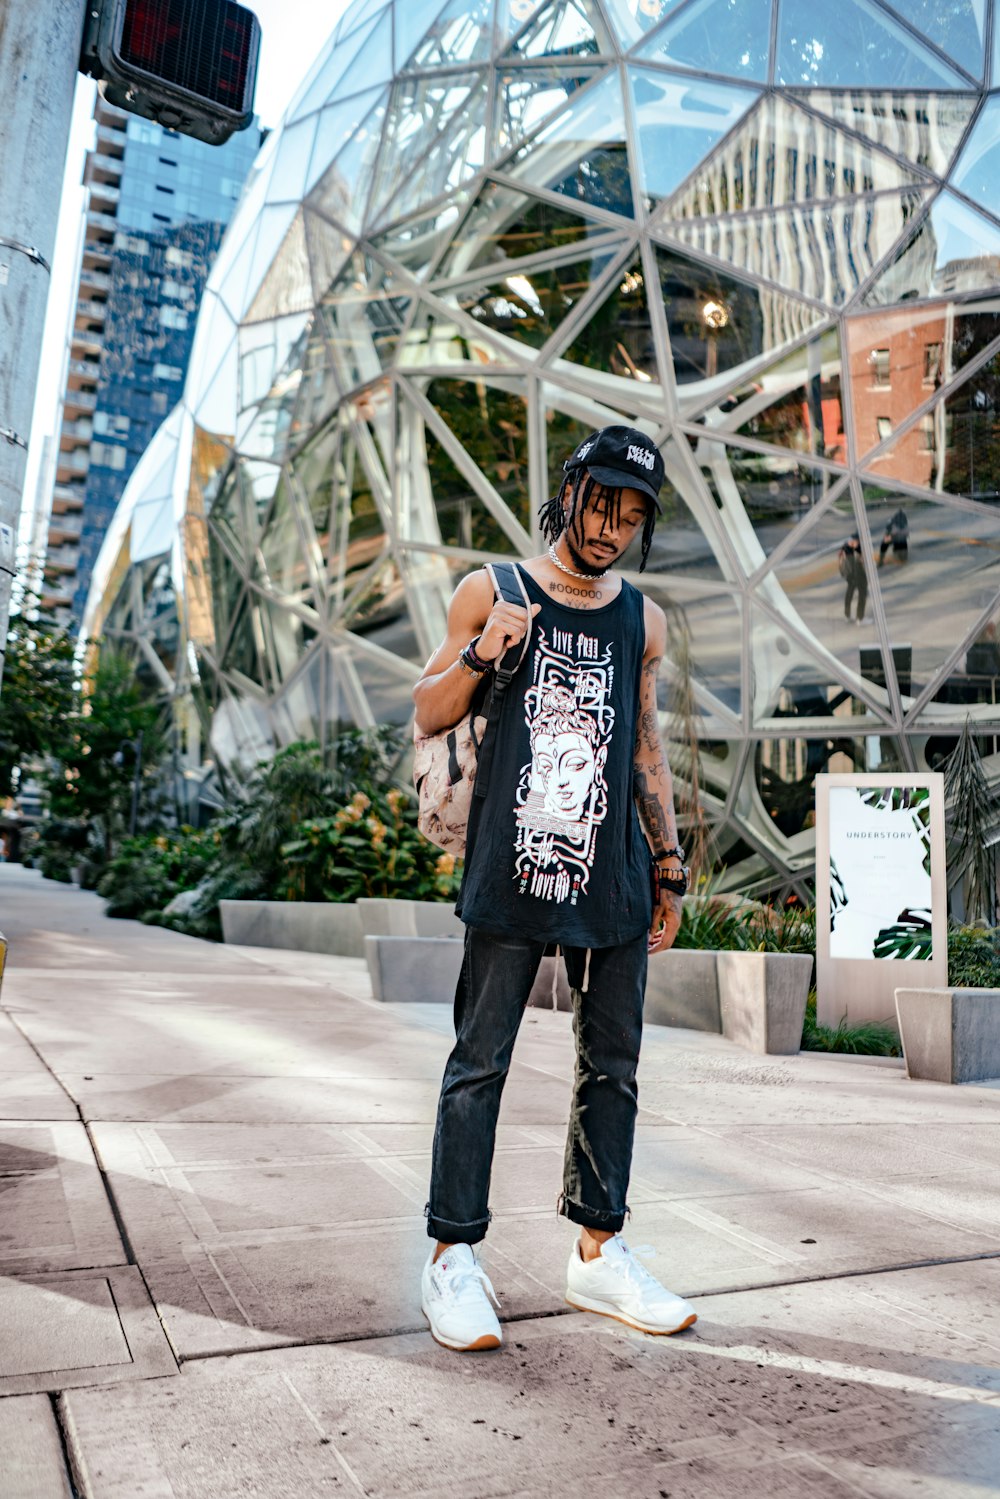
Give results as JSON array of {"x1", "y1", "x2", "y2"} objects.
[{"x1": 80, "y1": 0, "x2": 260, "y2": 145}]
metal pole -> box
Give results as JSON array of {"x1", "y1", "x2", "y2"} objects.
[{"x1": 0, "y1": 0, "x2": 87, "y2": 688}]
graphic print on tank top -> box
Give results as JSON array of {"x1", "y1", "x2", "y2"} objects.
[{"x1": 514, "y1": 622, "x2": 615, "y2": 904}]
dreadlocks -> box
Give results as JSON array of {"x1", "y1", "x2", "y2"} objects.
[{"x1": 538, "y1": 468, "x2": 657, "y2": 572}]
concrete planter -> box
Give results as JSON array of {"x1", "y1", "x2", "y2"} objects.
[
  {"x1": 644, "y1": 948, "x2": 720, "y2": 1032},
  {"x1": 356, "y1": 898, "x2": 463, "y2": 939},
  {"x1": 219, "y1": 900, "x2": 364, "y2": 958},
  {"x1": 716, "y1": 951, "x2": 812, "y2": 1055},
  {"x1": 364, "y1": 934, "x2": 573, "y2": 1009},
  {"x1": 895, "y1": 987, "x2": 1000, "y2": 1084}
]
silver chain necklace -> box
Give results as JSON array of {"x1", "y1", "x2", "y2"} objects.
[{"x1": 547, "y1": 543, "x2": 611, "y2": 582}]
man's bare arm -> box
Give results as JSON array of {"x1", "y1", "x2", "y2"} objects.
[
  {"x1": 634, "y1": 598, "x2": 683, "y2": 952},
  {"x1": 412, "y1": 570, "x2": 539, "y2": 736}
]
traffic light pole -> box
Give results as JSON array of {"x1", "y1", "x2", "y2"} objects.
[{"x1": 0, "y1": 0, "x2": 87, "y2": 688}]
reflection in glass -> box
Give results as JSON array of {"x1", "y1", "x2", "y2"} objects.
[
  {"x1": 627, "y1": 68, "x2": 759, "y2": 209},
  {"x1": 859, "y1": 484, "x2": 1000, "y2": 707},
  {"x1": 374, "y1": 77, "x2": 489, "y2": 231},
  {"x1": 755, "y1": 729, "x2": 903, "y2": 837},
  {"x1": 562, "y1": 252, "x2": 659, "y2": 384},
  {"x1": 427, "y1": 377, "x2": 532, "y2": 537},
  {"x1": 508, "y1": 71, "x2": 634, "y2": 218},
  {"x1": 862, "y1": 191, "x2": 1000, "y2": 307},
  {"x1": 667, "y1": 190, "x2": 927, "y2": 307},
  {"x1": 368, "y1": 198, "x2": 465, "y2": 279},
  {"x1": 950, "y1": 95, "x2": 1000, "y2": 213},
  {"x1": 655, "y1": 242, "x2": 823, "y2": 386},
  {"x1": 886, "y1": 0, "x2": 985, "y2": 79},
  {"x1": 504, "y1": 0, "x2": 610, "y2": 59},
  {"x1": 309, "y1": 93, "x2": 388, "y2": 234},
  {"x1": 641, "y1": 577, "x2": 743, "y2": 717},
  {"x1": 846, "y1": 301, "x2": 1000, "y2": 477},
  {"x1": 776, "y1": 0, "x2": 966, "y2": 88},
  {"x1": 439, "y1": 180, "x2": 615, "y2": 280},
  {"x1": 368, "y1": 74, "x2": 483, "y2": 224},
  {"x1": 601, "y1": 0, "x2": 680, "y2": 50},
  {"x1": 435, "y1": 248, "x2": 617, "y2": 353},
  {"x1": 495, "y1": 66, "x2": 600, "y2": 156},
  {"x1": 800, "y1": 91, "x2": 976, "y2": 180},
  {"x1": 637, "y1": 0, "x2": 770, "y2": 81},
  {"x1": 697, "y1": 439, "x2": 843, "y2": 571},
  {"x1": 723, "y1": 327, "x2": 844, "y2": 462},
  {"x1": 399, "y1": 0, "x2": 493, "y2": 70}
]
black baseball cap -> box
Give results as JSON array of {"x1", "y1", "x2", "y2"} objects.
[{"x1": 563, "y1": 425, "x2": 664, "y2": 511}]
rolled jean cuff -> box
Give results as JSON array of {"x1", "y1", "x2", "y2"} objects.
[
  {"x1": 424, "y1": 1204, "x2": 491, "y2": 1243},
  {"x1": 558, "y1": 1194, "x2": 628, "y2": 1233}
]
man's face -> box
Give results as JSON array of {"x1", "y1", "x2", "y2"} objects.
[
  {"x1": 533, "y1": 729, "x2": 598, "y2": 819},
  {"x1": 564, "y1": 478, "x2": 648, "y2": 573}
]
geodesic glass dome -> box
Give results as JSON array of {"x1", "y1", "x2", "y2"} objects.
[{"x1": 84, "y1": 0, "x2": 1000, "y2": 896}]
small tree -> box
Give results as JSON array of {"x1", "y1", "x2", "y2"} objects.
[
  {"x1": 47, "y1": 649, "x2": 164, "y2": 860},
  {"x1": 944, "y1": 719, "x2": 998, "y2": 925},
  {"x1": 0, "y1": 607, "x2": 77, "y2": 795}
]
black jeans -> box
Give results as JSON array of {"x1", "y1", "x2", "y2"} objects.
[{"x1": 425, "y1": 926, "x2": 648, "y2": 1243}]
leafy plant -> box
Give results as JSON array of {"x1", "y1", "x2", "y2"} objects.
[
  {"x1": 948, "y1": 923, "x2": 1000, "y2": 988},
  {"x1": 801, "y1": 992, "x2": 902, "y2": 1057},
  {"x1": 944, "y1": 721, "x2": 998, "y2": 924},
  {"x1": 281, "y1": 787, "x2": 462, "y2": 903},
  {"x1": 96, "y1": 829, "x2": 217, "y2": 919},
  {"x1": 872, "y1": 909, "x2": 933, "y2": 962},
  {"x1": 0, "y1": 603, "x2": 77, "y2": 796}
]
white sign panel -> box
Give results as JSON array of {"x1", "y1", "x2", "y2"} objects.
[
  {"x1": 815, "y1": 773, "x2": 947, "y2": 1028},
  {"x1": 828, "y1": 785, "x2": 933, "y2": 962}
]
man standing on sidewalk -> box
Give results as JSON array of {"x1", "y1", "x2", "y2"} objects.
[{"x1": 412, "y1": 426, "x2": 697, "y2": 1352}]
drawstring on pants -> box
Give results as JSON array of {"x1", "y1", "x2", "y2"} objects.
[
  {"x1": 551, "y1": 945, "x2": 560, "y2": 1009},
  {"x1": 581, "y1": 947, "x2": 592, "y2": 993}
]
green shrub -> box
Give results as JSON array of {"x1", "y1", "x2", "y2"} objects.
[
  {"x1": 674, "y1": 880, "x2": 816, "y2": 961},
  {"x1": 281, "y1": 788, "x2": 461, "y2": 903},
  {"x1": 96, "y1": 829, "x2": 217, "y2": 919},
  {"x1": 800, "y1": 992, "x2": 902, "y2": 1057},
  {"x1": 948, "y1": 924, "x2": 1000, "y2": 988}
]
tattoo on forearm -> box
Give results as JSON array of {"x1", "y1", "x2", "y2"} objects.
[{"x1": 634, "y1": 766, "x2": 672, "y2": 847}]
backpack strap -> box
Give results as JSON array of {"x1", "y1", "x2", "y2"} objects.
[{"x1": 474, "y1": 562, "x2": 533, "y2": 800}]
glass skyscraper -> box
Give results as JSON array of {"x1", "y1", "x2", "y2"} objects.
[{"x1": 42, "y1": 94, "x2": 261, "y2": 625}]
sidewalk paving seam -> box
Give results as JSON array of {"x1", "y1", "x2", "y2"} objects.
[{"x1": 48, "y1": 1392, "x2": 84, "y2": 1499}]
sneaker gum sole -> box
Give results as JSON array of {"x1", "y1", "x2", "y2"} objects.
[
  {"x1": 565, "y1": 1290, "x2": 697, "y2": 1336},
  {"x1": 422, "y1": 1310, "x2": 502, "y2": 1352}
]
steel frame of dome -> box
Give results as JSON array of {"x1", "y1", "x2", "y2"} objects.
[{"x1": 83, "y1": 0, "x2": 1000, "y2": 898}]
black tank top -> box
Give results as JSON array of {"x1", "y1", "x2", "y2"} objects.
[{"x1": 457, "y1": 566, "x2": 653, "y2": 947}]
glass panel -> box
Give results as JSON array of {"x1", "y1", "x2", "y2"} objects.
[
  {"x1": 372, "y1": 75, "x2": 489, "y2": 230},
  {"x1": 496, "y1": 0, "x2": 547, "y2": 48},
  {"x1": 666, "y1": 190, "x2": 927, "y2": 307},
  {"x1": 799, "y1": 92, "x2": 976, "y2": 179},
  {"x1": 312, "y1": 429, "x2": 386, "y2": 591},
  {"x1": 883, "y1": 0, "x2": 986, "y2": 77},
  {"x1": 393, "y1": 0, "x2": 450, "y2": 69},
  {"x1": 659, "y1": 95, "x2": 920, "y2": 223},
  {"x1": 862, "y1": 192, "x2": 1000, "y2": 307},
  {"x1": 637, "y1": 0, "x2": 771, "y2": 81},
  {"x1": 341, "y1": 646, "x2": 418, "y2": 726},
  {"x1": 270, "y1": 116, "x2": 319, "y2": 205},
  {"x1": 309, "y1": 93, "x2": 389, "y2": 234},
  {"x1": 293, "y1": 13, "x2": 383, "y2": 119},
  {"x1": 503, "y1": 0, "x2": 613, "y2": 59},
  {"x1": 438, "y1": 182, "x2": 617, "y2": 280},
  {"x1": 950, "y1": 96, "x2": 1000, "y2": 213},
  {"x1": 270, "y1": 649, "x2": 327, "y2": 745},
  {"x1": 655, "y1": 242, "x2": 824, "y2": 387},
  {"x1": 562, "y1": 252, "x2": 660, "y2": 384},
  {"x1": 245, "y1": 216, "x2": 313, "y2": 324},
  {"x1": 846, "y1": 301, "x2": 1000, "y2": 477},
  {"x1": 641, "y1": 578, "x2": 744, "y2": 716},
  {"x1": 626, "y1": 67, "x2": 759, "y2": 209},
  {"x1": 404, "y1": 0, "x2": 495, "y2": 68},
  {"x1": 601, "y1": 0, "x2": 683, "y2": 49},
  {"x1": 321, "y1": 252, "x2": 411, "y2": 389},
  {"x1": 725, "y1": 326, "x2": 846, "y2": 462},
  {"x1": 251, "y1": 587, "x2": 320, "y2": 688},
  {"x1": 434, "y1": 248, "x2": 618, "y2": 352},
  {"x1": 427, "y1": 376, "x2": 532, "y2": 536},
  {"x1": 859, "y1": 484, "x2": 1000, "y2": 708},
  {"x1": 775, "y1": 0, "x2": 967, "y2": 87},
  {"x1": 397, "y1": 299, "x2": 517, "y2": 370},
  {"x1": 507, "y1": 71, "x2": 634, "y2": 219},
  {"x1": 367, "y1": 73, "x2": 483, "y2": 223},
  {"x1": 341, "y1": 555, "x2": 410, "y2": 640},
  {"x1": 255, "y1": 471, "x2": 311, "y2": 601},
  {"x1": 495, "y1": 65, "x2": 601, "y2": 157},
  {"x1": 697, "y1": 439, "x2": 844, "y2": 571},
  {"x1": 368, "y1": 197, "x2": 466, "y2": 280},
  {"x1": 304, "y1": 87, "x2": 393, "y2": 205},
  {"x1": 220, "y1": 590, "x2": 268, "y2": 689},
  {"x1": 753, "y1": 725, "x2": 903, "y2": 838},
  {"x1": 399, "y1": 417, "x2": 520, "y2": 554},
  {"x1": 763, "y1": 496, "x2": 896, "y2": 717}
]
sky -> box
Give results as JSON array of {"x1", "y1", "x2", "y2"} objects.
[{"x1": 20, "y1": 0, "x2": 352, "y2": 555}]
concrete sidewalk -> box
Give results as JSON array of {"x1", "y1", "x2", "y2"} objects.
[{"x1": 2, "y1": 862, "x2": 1000, "y2": 1497}]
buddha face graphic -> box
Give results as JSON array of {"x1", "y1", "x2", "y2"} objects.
[{"x1": 526, "y1": 687, "x2": 607, "y2": 824}]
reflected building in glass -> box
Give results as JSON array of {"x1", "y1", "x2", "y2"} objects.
[{"x1": 82, "y1": 0, "x2": 1000, "y2": 894}]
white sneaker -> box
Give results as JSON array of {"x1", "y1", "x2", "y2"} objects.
[
  {"x1": 421, "y1": 1243, "x2": 503, "y2": 1351},
  {"x1": 565, "y1": 1234, "x2": 697, "y2": 1335}
]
